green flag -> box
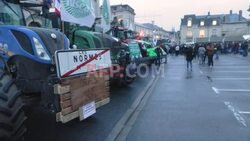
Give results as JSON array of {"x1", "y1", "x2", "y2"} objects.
[{"x1": 102, "y1": 0, "x2": 111, "y2": 32}]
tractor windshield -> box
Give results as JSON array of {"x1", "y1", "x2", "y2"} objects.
[{"x1": 0, "y1": 1, "x2": 25, "y2": 25}]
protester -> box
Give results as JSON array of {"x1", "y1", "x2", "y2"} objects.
[
  {"x1": 160, "y1": 43, "x2": 169, "y2": 64},
  {"x1": 185, "y1": 46, "x2": 194, "y2": 71},
  {"x1": 155, "y1": 45, "x2": 163, "y2": 66},
  {"x1": 193, "y1": 44, "x2": 199, "y2": 60},
  {"x1": 214, "y1": 43, "x2": 220, "y2": 60},
  {"x1": 198, "y1": 45, "x2": 206, "y2": 65},
  {"x1": 169, "y1": 46, "x2": 175, "y2": 56},
  {"x1": 175, "y1": 45, "x2": 180, "y2": 56},
  {"x1": 42, "y1": 0, "x2": 52, "y2": 14},
  {"x1": 111, "y1": 17, "x2": 119, "y2": 37},
  {"x1": 242, "y1": 41, "x2": 249, "y2": 57},
  {"x1": 206, "y1": 43, "x2": 215, "y2": 68}
]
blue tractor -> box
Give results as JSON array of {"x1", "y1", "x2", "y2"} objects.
[{"x1": 0, "y1": 0, "x2": 70, "y2": 140}]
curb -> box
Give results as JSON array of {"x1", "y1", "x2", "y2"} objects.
[{"x1": 105, "y1": 75, "x2": 159, "y2": 141}]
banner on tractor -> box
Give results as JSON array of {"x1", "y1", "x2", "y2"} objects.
[
  {"x1": 60, "y1": 0, "x2": 95, "y2": 27},
  {"x1": 128, "y1": 42, "x2": 142, "y2": 59},
  {"x1": 55, "y1": 49, "x2": 112, "y2": 78}
]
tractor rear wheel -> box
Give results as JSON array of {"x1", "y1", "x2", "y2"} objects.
[
  {"x1": 118, "y1": 64, "x2": 135, "y2": 87},
  {"x1": 0, "y1": 70, "x2": 27, "y2": 141}
]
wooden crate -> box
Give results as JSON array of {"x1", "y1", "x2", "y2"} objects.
[{"x1": 55, "y1": 75, "x2": 110, "y2": 123}]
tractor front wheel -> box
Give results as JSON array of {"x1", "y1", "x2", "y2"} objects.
[{"x1": 0, "y1": 70, "x2": 27, "y2": 141}]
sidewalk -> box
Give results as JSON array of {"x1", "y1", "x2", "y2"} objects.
[{"x1": 121, "y1": 56, "x2": 250, "y2": 141}]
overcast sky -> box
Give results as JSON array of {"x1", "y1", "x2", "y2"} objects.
[{"x1": 109, "y1": 0, "x2": 249, "y2": 31}]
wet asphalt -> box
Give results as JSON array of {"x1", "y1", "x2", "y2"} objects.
[
  {"x1": 25, "y1": 69, "x2": 154, "y2": 141},
  {"x1": 25, "y1": 54, "x2": 250, "y2": 141},
  {"x1": 126, "y1": 55, "x2": 250, "y2": 141}
]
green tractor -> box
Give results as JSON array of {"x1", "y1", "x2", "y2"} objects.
[
  {"x1": 68, "y1": 27, "x2": 136, "y2": 86},
  {"x1": 107, "y1": 27, "x2": 167, "y2": 65},
  {"x1": 23, "y1": 4, "x2": 136, "y2": 86}
]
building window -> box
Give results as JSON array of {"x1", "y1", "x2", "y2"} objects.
[
  {"x1": 200, "y1": 21, "x2": 205, "y2": 26},
  {"x1": 212, "y1": 29, "x2": 217, "y2": 36},
  {"x1": 186, "y1": 31, "x2": 193, "y2": 38},
  {"x1": 199, "y1": 30, "x2": 205, "y2": 38},
  {"x1": 187, "y1": 19, "x2": 192, "y2": 27},
  {"x1": 212, "y1": 20, "x2": 217, "y2": 26}
]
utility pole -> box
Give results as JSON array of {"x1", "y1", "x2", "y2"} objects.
[
  {"x1": 247, "y1": 5, "x2": 250, "y2": 34},
  {"x1": 248, "y1": 5, "x2": 250, "y2": 16}
]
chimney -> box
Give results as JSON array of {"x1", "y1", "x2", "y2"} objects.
[
  {"x1": 152, "y1": 20, "x2": 155, "y2": 25},
  {"x1": 230, "y1": 10, "x2": 233, "y2": 15},
  {"x1": 239, "y1": 10, "x2": 243, "y2": 21}
]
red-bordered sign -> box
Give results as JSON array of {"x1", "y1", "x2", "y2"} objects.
[{"x1": 55, "y1": 49, "x2": 111, "y2": 78}]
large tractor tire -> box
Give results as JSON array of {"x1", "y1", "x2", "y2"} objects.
[
  {"x1": 118, "y1": 73, "x2": 134, "y2": 87},
  {"x1": 118, "y1": 63, "x2": 136, "y2": 87},
  {"x1": 0, "y1": 70, "x2": 27, "y2": 141}
]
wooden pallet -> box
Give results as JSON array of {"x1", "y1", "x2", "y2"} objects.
[
  {"x1": 56, "y1": 98, "x2": 110, "y2": 123},
  {"x1": 54, "y1": 75, "x2": 110, "y2": 123}
]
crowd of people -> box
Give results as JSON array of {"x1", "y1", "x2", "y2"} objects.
[
  {"x1": 180, "y1": 43, "x2": 219, "y2": 71},
  {"x1": 166, "y1": 41, "x2": 249, "y2": 71},
  {"x1": 222, "y1": 42, "x2": 249, "y2": 56}
]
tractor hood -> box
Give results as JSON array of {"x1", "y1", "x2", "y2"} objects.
[
  {"x1": 0, "y1": 25, "x2": 69, "y2": 64},
  {"x1": 27, "y1": 27, "x2": 67, "y2": 56}
]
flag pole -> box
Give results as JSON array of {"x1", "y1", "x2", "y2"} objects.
[{"x1": 61, "y1": 21, "x2": 65, "y2": 33}]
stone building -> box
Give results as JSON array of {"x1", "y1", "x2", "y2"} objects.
[
  {"x1": 134, "y1": 23, "x2": 154, "y2": 38},
  {"x1": 180, "y1": 10, "x2": 249, "y2": 44},
  {"x1": 135, "y1": 22, "x2": 179, "y2": 43},
  {"x1": 140, "y1": 23, "x2": 169, "y2": 39},
  {"x1": 111, "y1": 4, "x2": 136, "y2": 30}
]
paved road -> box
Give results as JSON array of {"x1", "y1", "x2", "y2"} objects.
[
  {"x1": 25, "y1": 55, "x2": 250, "y2": 141},
  {"x1": 123, "y1": 55, "x2": 250, "y2": 141},
  {"x1": 25, "y1": 71, "x2": 153, "y2": 141}
]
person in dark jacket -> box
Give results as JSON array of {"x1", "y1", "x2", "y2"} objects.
[
  {"x1": 206, "y1": 43, "x2": 215, "y2": 68},
  {"x1": 111, "y1": 17, "x2": 119, "y2": 37},
  {"x1": 185, "y1": 46, "x2": 194, "y2": 71},
  {"x1": 160, "y1": 44, "x2": 168, "y2": 64},
  {"x1": 155, "y1": 46, "x2": 163, "y2": 66},
  {"x1": 242, "y1": 41, "x2": 249, "y2": 57}
]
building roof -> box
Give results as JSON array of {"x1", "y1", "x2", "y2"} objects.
[
  {"x1": 181, "y1": 11, "x2": 248, "y2": 26},
  {"x1": 111, "y1": 4, "x2": 136, "y2": 15},
  {"x1": 224, "y1": 14, "x2": 247, "y2": 23},
  {"x1": 142, "y1": 23, "x2": 169, "y2": 32},
  {"x1": 135, "y1": 23, "x2": 153, "y2": 30}
]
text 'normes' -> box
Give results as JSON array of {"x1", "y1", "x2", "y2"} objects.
[{"x1": 73, "y1": 51, "x2": 102, "y2": 63}]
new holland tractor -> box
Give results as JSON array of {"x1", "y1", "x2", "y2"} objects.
[
  {"x1": 0, "y1": 0, "x2": 69, "y2": 140},
  {"x1": 0, "y1": 0, "x2": 111, "y2": 140}
]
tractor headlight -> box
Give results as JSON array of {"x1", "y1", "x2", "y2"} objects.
[
  {"x1": 66, "y1": 38, "x2": 70, "y2": 49},
  {"x1": 33, "y1": 37, "x2": 50, "y2": 61}
]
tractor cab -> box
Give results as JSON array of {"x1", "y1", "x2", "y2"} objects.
[
  {"x1": 0, "y1": 0, "x2": 25, "y2": 25},
  {"x1": 107, "y1": 27, "x2": 138, "y2": 43}
]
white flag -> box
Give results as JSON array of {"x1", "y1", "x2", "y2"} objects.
[
  {"x1": 101, "y1": 0, "x2": 111, "y2": 32},
  {"x1": 60, "y1": 0, "x2": 95, "y2": 27}
]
